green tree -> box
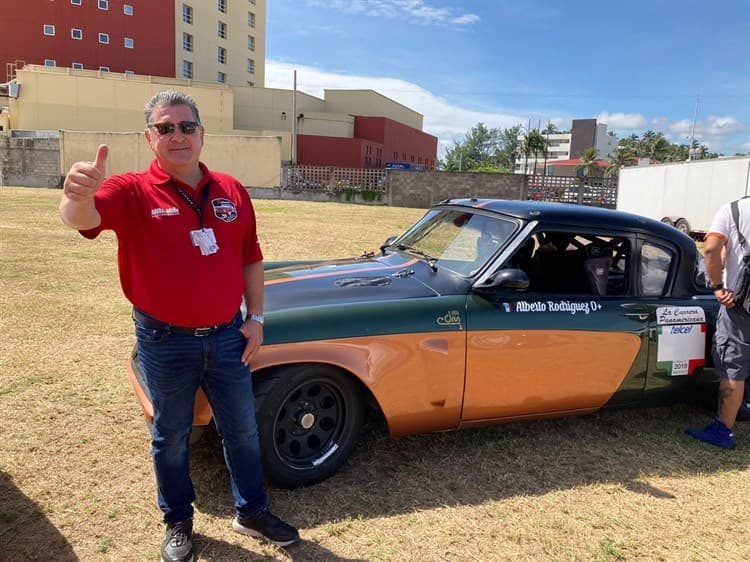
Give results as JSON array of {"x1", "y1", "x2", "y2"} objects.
[
  {"x1": 576, "y1": 147, "x2": 601, "y2": 177},
  {"x1": 605, "y1": 147, "x2": 633, "y2": 177},
  {"x1": 440, "y1": 122, "x2": 499, "y2": 171},
  {"x1": 522, "y1": 130, "x2": 548, "y2": 174},
  {"x1": 496, "y1": 125, "x2": 522, "y2": 171}
]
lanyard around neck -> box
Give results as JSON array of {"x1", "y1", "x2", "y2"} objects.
[{"x1": 173, "y1": 183, "x2": 210, "y2": 229}]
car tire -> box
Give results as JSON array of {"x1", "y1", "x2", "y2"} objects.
[
  {"x1": 254, "y1": 364, "x2": 365, "y2": 488},
  {"x1": 674, "y1": 218, "x2": 690, "y2": 235}
]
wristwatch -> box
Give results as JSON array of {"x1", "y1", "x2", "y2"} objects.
[
  {"x1": 710, "y1": 282, "x2": 724, "y2": 291},
  {"x1": 249, "y1": 313, "x2": 265, "y2": 325}
]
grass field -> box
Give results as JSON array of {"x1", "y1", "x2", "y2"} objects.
[{"x1": 2, "y1": 186, "x2": 749, "y2": 561}]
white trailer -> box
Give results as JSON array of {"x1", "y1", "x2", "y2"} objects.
[{"x1": 617, "y1": 156, "x2": 750, "y2": 239}]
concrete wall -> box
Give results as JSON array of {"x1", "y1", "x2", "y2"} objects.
[
  {"x1": 0, "y1": 130, "x2": 281, "y2": 188},
  {"x1": 0, "y1": 136, "x2": 60, "y2": 187},
  {"x1": 10, "y1": 66, "x2": 235, "y2": 133},
  {"x1": 387, "y1": 170, "x2": 525, "y2": 208},
  {"x1": 59, "y1": 131, "x2": 281, "y2": 187}
]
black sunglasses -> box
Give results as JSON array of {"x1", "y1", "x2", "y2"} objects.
[{"x1": 148, "y1": 121, "x2": 200, "y2": 136}]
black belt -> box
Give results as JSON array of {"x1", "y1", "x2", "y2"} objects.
[{"x1": 132, "y1": 307, "x2": 232, "y2": 337}]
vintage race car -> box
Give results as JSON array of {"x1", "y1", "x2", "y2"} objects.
[{"x1": 129, "y1": 198, "x2": 742, "y2": 489}]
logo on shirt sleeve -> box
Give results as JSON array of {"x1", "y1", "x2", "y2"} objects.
[{"x1": 211, "y1": 198, "x2": 238, "y2": 222}]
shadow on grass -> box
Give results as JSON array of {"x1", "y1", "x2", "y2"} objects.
[
  {"x1": 0, "y1": 470, "x2": 78, "y2": 561},
  {"x1": 194, "y1": 533, "x2": 368, "y2": 562},
  {"x1": 190, "y1": 405, "x2": 750, "y2": 530}
]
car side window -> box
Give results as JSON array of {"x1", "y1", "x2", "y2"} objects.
[
  {"x1": 513, "y1": 230, "x2": 630, "y2": 296},
  {"x1": 640, "y1": 242, "x2": 672, "y2": 296}
]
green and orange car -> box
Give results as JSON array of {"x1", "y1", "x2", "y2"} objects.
[{"x1": 129, "y1": 198, "x2": 743, "y2": 488}]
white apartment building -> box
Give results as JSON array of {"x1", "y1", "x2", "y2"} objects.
[{"x1": 515, "y1": 119, "x2": 618, "y2": 174}]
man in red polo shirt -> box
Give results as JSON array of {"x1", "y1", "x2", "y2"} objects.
[{"x1": 60, "y1": 90, "x2": 298, "y2": 562}]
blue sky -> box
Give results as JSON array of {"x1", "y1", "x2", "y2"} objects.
[{"x1": 264, "y1": 0, "x2": 750, "y2": 159}]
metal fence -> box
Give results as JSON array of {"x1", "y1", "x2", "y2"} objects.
[{"x1": 526, "y1": 175, "x2": 618, "y2": 208}]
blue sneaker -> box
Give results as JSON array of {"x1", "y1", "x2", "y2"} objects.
[{"x1": 685, "y1": 418, "x2": 736, "y2": 449}]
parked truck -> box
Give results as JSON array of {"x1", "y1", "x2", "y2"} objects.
[{"x1": 617, "y1": 156, "x2": 750, "y2": 239}]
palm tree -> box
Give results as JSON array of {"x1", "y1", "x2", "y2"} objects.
[
  {"x1": 575, "y1": 147, "x2": 600, "y2": 178},
  {"x1": 522, "y1": 130, "x2": 547, "y2": 175},
  {"x1": 606, "y1": 147, "x2": 632, "y2": 177}
]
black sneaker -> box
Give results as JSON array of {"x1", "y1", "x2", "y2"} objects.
[
  {"x1": 161, "y1": 519, "x2": 194, "y2": 562},
  {"x1": 232, "y1": 510, "x2": 300, "y2": 547}
]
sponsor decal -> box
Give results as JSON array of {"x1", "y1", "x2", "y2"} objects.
[
  {"x1": 151, "y1": 207, "x2": 180, "y2": 218},
  {"x1": 503, "y1": 300, "x2": 603, "y2": 315},
  {"x1": 656, "y1": 306, "x2": 706, "y2": 325},
  {"x1": 655, "y1": 306, "x2": 707, "y2": 376},
  {"x1": 437, "y1": 310, "x2": 462, "y2": 328},
  {"x1": 211, "y1": 198, "x2": 238, "y2": 222}
]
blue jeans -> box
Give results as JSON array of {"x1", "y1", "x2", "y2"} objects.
[{"x1": 135, "y1": 312, "x2": 268, "y2": 523}]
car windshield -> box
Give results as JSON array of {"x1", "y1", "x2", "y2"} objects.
[{"x1": 392, "y1": 209, "x2": 518, "y2": 276}]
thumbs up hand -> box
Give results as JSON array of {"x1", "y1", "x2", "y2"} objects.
[{"x1": 63, "y1": 144, "x2": 109, "y2": 201}]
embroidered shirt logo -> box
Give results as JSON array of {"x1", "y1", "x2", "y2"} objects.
[
  {"x1": 212, "y1": 198, "x2": 238, "y2": 222},
  {"x1": 151, "y1": 207, "x2": 180, "y2": 218}
]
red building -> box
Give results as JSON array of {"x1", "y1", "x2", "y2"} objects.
[
  {"x1": 0, "y1": 0, "x2": 174, "y2": 81},
  {"x1": 297, "y1": 116, "x2": 438, "y2": 169}
]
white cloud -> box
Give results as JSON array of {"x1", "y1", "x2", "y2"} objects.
[
  {"x1": 596, "y1": 112, "x2": 647, "y2": 130},
  {"x1": 266, "y1": 60, "x2": 527, "y2": 157},
  {"x1": 266, "y1": 61, "x2": 749, "y2": 156},
  {"x1": 305, "y1": 0, "x2": 479, "y2": 26}
]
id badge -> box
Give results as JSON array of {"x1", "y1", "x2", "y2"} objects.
[{"x1": 189, "y1": 228, "x2": 219, "y2": 256}]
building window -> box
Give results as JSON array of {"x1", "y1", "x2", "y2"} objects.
[
  {"x1": 99, "y1": 66, "x2": 110, "y2": 72},
  {"x1": 217, "y1": 71, "x2": 226, "y2": 83},
  {"x1": 71, "y1": 0, "x2": 82, "y2": 5},
  {"x1": 247, "y1": 58, "x2": 254, "y2": 73},
  {"x1": 218, "y1": 46, "x2": 227, "y2": 64},
  {"x1": 183, "y1": 33, "x2": 193, "y2": 52},
  {"x1": 247, "y1": 80, "x2": 254, "y2": 86},
  {"x1": 248, "y1": 12, "x2": 255, "y2": 27},
  {"x1": 218, "y1": 21, "x2": 226, "y2": 39},
  {"x1": 247, "y1": 35, "x2": 255, "y2": 51},
  {"x1": 125, "y1": 70, "x2": 134, "y2": 75},
  {"x1": 182, "y1": 60, "x2": 193, "y2": 79},
  {"x1": 43, "y1": 24, "x2": 55, "y2": 36},
  {"x1": 98, "y1": 0, "x2": 108, "y2": 10},
  {"x1": 99, "y1": 33, "x2": 109, "y2": 44},
  {"x1": 71, "y1": 28, "x2": 83, "y2": 40},
  {"x1": 44, "y1": 59, "x2": 56, "y2": 67},
  {"x1": 124, "y1": 37, "x2": 134, "y2": 49},
  {"x1": 124, "y1": 4, "x2": 133, "y2": 15},
  {"x1": 183, "y1": 4, "x2": 193, "y2": 24},
  {"x1": 218, "y1": 0, "x2": 226, "y2": 13},
  {"x1": 72, "y1": 62, "x2": 83, "y2": 69}
]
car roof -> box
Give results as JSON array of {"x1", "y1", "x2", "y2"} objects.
[{"x1": 437, "y1": 198, "x2": 686, "y2": 240}]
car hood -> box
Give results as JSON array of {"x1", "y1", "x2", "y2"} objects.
[{"x1": 263, "y1": 253, "x2": 440, "y2": 312}]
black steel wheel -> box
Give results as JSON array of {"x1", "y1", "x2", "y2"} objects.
[{"x1": 254, "y1": 364, "x2": 364, "y2": 488}]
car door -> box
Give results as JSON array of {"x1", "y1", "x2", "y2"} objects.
[{"x1": 461, "y1": 227, "x2": 650, "y2": 423}]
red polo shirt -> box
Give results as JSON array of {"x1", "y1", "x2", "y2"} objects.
[{"x1": 81, "y1": 160, "x2": 263, "y2": 327}]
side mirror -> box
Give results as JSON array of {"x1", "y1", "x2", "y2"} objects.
[
  {"x1": 474, "y1": 268, "x2": 530, "y2": 292},
  {"x1": 380, "y1": 235, "x2": 398, "y2": 254}
]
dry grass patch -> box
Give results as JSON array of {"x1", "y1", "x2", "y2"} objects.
[{"x1": 1, "y1": 187, "x2": 749, "y2": 561}]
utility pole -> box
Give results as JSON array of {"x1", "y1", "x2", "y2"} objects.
[
  {"x1": 291, "y1": 70, "x2": 297, "y2": 165},
  {"x1": 688, "y1": 95, "x2": 700, "y2": 161}
]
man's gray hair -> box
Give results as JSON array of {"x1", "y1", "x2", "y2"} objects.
[{"x1": 144, "y1": 90, "x2": 201, "y2": 125}]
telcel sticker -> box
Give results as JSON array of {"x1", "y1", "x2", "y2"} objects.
[{"x1": 655, "y1": 306, "x2": 706, "y2": 376}]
